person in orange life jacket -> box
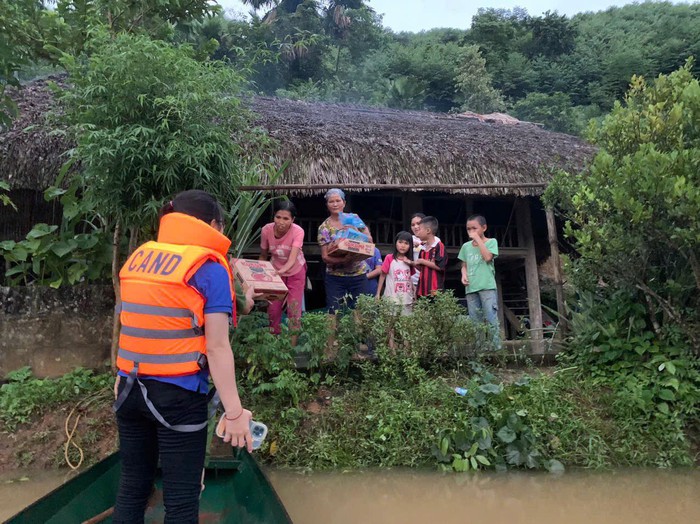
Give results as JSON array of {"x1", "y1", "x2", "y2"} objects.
[{"x1": 112, "y1": 190, "x2": 252, "y2": 524}]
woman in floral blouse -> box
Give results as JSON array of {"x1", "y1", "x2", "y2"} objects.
[{"x1": 317, "y1": 188, "x2": 373, "y2": 312}]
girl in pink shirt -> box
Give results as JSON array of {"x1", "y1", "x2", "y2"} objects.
[
  {"x1": 260, "y1": 201, "x2": 307, "y2": 344},
  {"x1": 376, "y1": 231, "x2": 416, "y2": 315}
]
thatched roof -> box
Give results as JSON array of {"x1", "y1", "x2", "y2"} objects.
[
  {"x1": 1, "y1": 78, "x2": 72, "y2": 191},
  {"x1": 1, "y1": 79, "x2": 596, "y2": 196},
  {"x1": 248, "y1": 97, "x2": 595, "y2": 196}
]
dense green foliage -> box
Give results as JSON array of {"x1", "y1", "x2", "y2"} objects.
[
  {"x1": 0, "y1": 367, "x2": 112, "y2": 430},
  {"x1": 3, "y1": 3, "x2": 276, "y2": 284},
  {"x1": 231, "y1": 294, "x2": 698, "y2": 471},
  {"x1": 60, "y1": 33, "x2": 255, "y2": 236},
  {"x1": 0, "y1": 186, "x2": 112, "y2": 286},
  {"x1": 8, "y1": 2, "x2": 700, "y2": 135},
  {"x1": 542, "y1": 63, "x2": 700, "y2": 469},
  {"x1": 0, "y1": 223, "x2": 111, "y2": 287},
  {"x1": 3, "y1": 291, "x2": 697, "y2": 471},
  {"x1": 174, "y1": 2, "x2": 700, "y2": 133},
  {"x1": 1, "y1": 0, "x2": 218, "y2": 126},
  {"x1": 547, "y1": 62, "x2": 700, "y2": 350}
]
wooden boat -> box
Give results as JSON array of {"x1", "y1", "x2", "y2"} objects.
[{"x1": 6, "y1": 450, "x2": 292, "y2": 523}]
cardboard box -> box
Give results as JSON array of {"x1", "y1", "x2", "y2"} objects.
[
  {"x1": 327, "y1": 238, "x2": 375, "y2": 262},
  {"x1": 232, "y1": 259, "x2": 288, "y2": 302}
]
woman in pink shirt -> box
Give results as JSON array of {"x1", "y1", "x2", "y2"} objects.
[{"x1": 259, "y1": 201, "x2": 307, "y2": 345}]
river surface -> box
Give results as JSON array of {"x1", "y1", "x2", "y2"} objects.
[
  {"x1": 268, "y1": 468, "x2": 700, "y2": 524},
  {"x1": 2, "y1": 467, "x2": 699, "y2": 523},
  {"x1": 0, "y1": 469, "x2": 71, "y2": 522}
]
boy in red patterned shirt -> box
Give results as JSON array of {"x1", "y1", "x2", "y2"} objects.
[{"x1": 414, "y1": 216, "x2": 447, "y2": 297}]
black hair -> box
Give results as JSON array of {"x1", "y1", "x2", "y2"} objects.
[
  {"x1": 420, "y1": 215, "x2": 439, "y2": 235},
  {"x1": 410, "y1": 212, "x2": 426, "y2": 221},
  {"x1": 394, "y1": 230, "x2": 414, "y2": 260},
  {"x1": 467, "y1": 214, "x2": 487, "y2": 226},
  {"x1": 275, "y1": 200, "x2": 298, "y2": 219},
  {"x1": 161, "y1": 189, "x2": 224, "y2": 226}
]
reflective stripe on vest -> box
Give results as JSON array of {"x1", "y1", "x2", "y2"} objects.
[
  {"x1": 121, "y1": 301, "x2": 198, "y2": 323},
  {"x1": 117, "y1": 348, "x2": 201, "y2": 365},
  {"x1": 120, "y1": 326, "x2": 203, "y2": 340},
  {"x1": 119, "y1": 301, "x2": 202, "y2": 338}
]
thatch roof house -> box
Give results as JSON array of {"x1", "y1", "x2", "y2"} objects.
[
  {"x1": 1, "y1": 79, "x2": 72, "y2": 192},
  {"x1": 248, "y1": 96, "x2": 593, "y2": 196},
  {"x1": 1, "y1": 79, "x2": 597, "y2": 352}
]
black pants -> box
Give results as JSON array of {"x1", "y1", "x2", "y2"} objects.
[
  {"x1": 113, "y1": 379, "x2": 208, "y2": 524},
  {"x1": 324, "y1": 273, "x2": 368, "y2": 312}
]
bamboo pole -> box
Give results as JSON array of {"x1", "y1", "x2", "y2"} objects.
[
  {"x1": 545, "y1": 207, "x2": 567, "y2": 333},
  {"x1": 515, "y1": 198, "x2": 544, "y2": 354},
  {"x1": 238, "y1": 183, "x2": 548, "y2": 192},
  {"x1": 110, "y1": 222, "x2": 121, "y2": 371}
]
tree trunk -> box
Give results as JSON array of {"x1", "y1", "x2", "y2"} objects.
[
  {"x1": 641, "y1": 289, "x2": 662, "y2": 336},
  {"x1": 110, "y1": 222, "x2": 122, "y2": 371},
  {"x1": 545, "y1": 207, "x2": 567, "y2": 333},
  {"x1": 128, "y1": 227, "x2": 139, "y2": 255},
  {"x1": 688, "y1": 249, "x2": 700, "y2": 292}
]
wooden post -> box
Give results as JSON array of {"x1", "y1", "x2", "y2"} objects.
[
  {"x1": 110, "y1": 222, "x2": 122, "y2": 371},
  {"x1": 465, "y1": 198, "x2": 474, "y2": 218},
  {"x1": 515, "y1": 198, "x2": 544, "y2": 354},
  {"x1": 402, "y1": 193, "x2": 423, "y2": 227},
  {"x1": 545, "y1": 207, "x2": 567, "y2": 334},
  {"x1": 496, "y1": 271, "x2": 506, "y2": 341}
]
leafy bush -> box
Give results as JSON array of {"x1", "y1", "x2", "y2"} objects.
[
  {"x1": 232, "y1": 311, "x2": 330, "y2": 406},
  {"x1": 431, "y1": 363, "x2": 564, "y2": 473},
  {"x1": 232, "y1": 312, "x2": 296, "y2": 385},
  {"x1": 0, "y1": 223, "x2": 111, "y2": 287},
  {"x1": 541, "y1": 63, "x2": 700, "y2": 467},
  {"x1": 556, "y1": 290, "x2": 700, "y2": 465},
  {"x1": 334, "y1": 292, "x2": 493, "y2": 369},
  {"x1": 546, "y1": 60, "x2": 700, "y2": 352},
  {"x1": 0, "y1": 367, "x2": 112, "y2": 430},
  {"x1": 238, "y1": 291, "x2": 696, "y2": 472}
]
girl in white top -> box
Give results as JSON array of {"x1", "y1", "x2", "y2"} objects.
[{"x1": 376, "y1": 231, "x2": 416, "y2": 315}]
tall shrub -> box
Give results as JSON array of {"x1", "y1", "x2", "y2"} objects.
[
  {"x1": 546, "y1": 59, "x2": 700, "y2": 351},
  {"x1": 59, "y1": 33, "x2": 276, "y2": 365}
]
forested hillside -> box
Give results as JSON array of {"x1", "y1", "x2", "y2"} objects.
[
  {"x1": 4, "y1": 2, "x2": 700, "y2": 134},
  {"x1": 177, "y1": 1, "x2": 700, "y2": 134}
]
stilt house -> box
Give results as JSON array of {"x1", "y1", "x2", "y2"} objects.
[
  {"x1": 1, "y1": 81, "x2": 596, "y2": 352},
  {"x1": 246, "y1": 98, "x2": 596, "y2": 352}
]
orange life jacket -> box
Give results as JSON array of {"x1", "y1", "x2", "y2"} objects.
[{"x1": 117, "y1": 212, "x2": 236, "y2": 377}]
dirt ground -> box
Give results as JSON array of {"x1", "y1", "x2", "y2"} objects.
[{"x1": 0, "y1": 397, "x2": 118, "y2": 474}]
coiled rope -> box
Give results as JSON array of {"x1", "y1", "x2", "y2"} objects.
[{"x1": 63, "y1": 390, "x2": 111, "y2": 470}]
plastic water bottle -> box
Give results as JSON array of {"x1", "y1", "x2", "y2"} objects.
[
  {"x1": 250, "y1": 420, "x2": 268, "y2": 450},
  {"x1": 454, "y1": 387, "x2": 468, "y2": 396}
]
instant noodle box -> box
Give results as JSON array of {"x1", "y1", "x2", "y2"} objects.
[
  {"x1": 232, "y1": 259, "x2": 288, "y2": 302},
  {"x1": 327, "y1": 238, "x2": 375, "y2": 262}
]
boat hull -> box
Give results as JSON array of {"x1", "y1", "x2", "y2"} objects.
[{"x1": 6, "y1": 451, "x2": 292, "y2": 523}]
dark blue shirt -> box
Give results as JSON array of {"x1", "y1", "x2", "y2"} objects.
[{"x1": 364, "y1": 248, "x2": 383, "y2": 295}]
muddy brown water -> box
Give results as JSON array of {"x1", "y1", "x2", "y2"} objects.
[
  {"x1": 268, "y1": 468, "x2": 700, "y2": 524},
  {"x1": 2, "y1": 467, "x2": 699, "y2": 523},
  {"x1": 0, "y1": 469, "x2": 70, "y2": 521}
]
